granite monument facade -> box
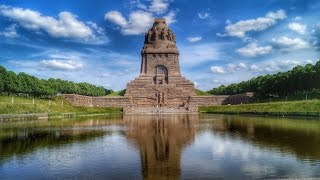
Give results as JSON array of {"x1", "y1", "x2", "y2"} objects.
[{"x1": 63, "y1": 18, "x2": 254, "y2": 114}]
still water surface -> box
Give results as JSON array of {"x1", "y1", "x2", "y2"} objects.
[{"x1": 0, "y1": 114, "x2": 320, "y2": 179}]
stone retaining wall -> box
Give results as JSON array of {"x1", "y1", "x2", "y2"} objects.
[
  {"x1": 63, "y1": 94, "x2": 129, "y2": 107},
  {"x1": 62, "y1": 92, "x2": 254, "y2": 113},
  {"x1": 191, "y1": 96, "x2": 230, "y2": 106}
]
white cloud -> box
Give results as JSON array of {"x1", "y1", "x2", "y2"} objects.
[
  {"x1": 272, "y1": 36, "x2": 309, "y2": 50},
  {"x1": 249, "y1": 64, "x2": 262, "y2": 72},
  {"x1": 105, "y1": 0, "x2": 176, "y2": 35},
  {"x1": 198, "y1": 12, "x2": 210, "y2": 19},
  {"x1": 210, "y1": 66, "x2": 226, "y2": 74},
  {"x1": 236, "y1": 42, "x2": 272, "y2": 57},
  {"x1": 132, "y1": 0, "x2": 169, "y2": 14},
  {"x1": 265, "y1": 10, "x2": 286, "y2": 19},
  {"x1": 105, "y1": 10, "x2": 176, "y2": 35},
  {"x1": 219, "y1": 9, "x2": 286, "y2": 38},
  {"x1": 248, "y1": 59, "x2": 314, "y2": 74},
  {"x1": 251, "y1": 59, "x2": 314, "y2": 73},
  {"x1": 210, "y1": 62, "x2": 248, "y2": 75},
  {"x1": 209, "y1": 59, "x2": 316, "y2": 79},
  {"x1": 149, "y1": 0, "x2": 169, "y2": 14},
  {"x1": 187, "y1": 36, "x2": 202, "y2": 43},
  {"x1": 163, "y1": 11, "x2": 177, "y2": 24},
  {"x1": 40, "y1": 60, "x2": 83, "y2": 71},
  {"x1": 193, "y1": 81, "x2": 198, "y2": 87},
  {"x1": 238, "y1": 62, "x2": 247, "y2": 69},
  {"x1": 104, "y1": 11, "x2": 128, "y2": 27},
  {"x1": 0, "y1": 5, "x2": 94, "y2": 39},
  {"x1": 288, "y1": 22, "x2": 306, "y2": 34},
  {"x1": 0, "y1": 24, "x2": 19, "y2": 38},
  {"x1": 105, "y1": 10, "x2": 154, "y2": 35}
]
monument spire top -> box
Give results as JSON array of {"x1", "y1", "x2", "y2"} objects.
[{"x1": 143, "y1": 18, "x2": 177, "y2": 54}]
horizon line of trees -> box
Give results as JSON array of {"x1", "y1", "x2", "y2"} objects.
[
  {"x1": 208, "y1": 60, "x2": 320, "y2": 97},
  {"x1": 0, "y1": 66, "x2": 113, "y2": 98}
]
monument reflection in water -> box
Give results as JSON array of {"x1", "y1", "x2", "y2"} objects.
[
  {"x1": 124, "y1": 114, "x2": 197, "y2": 180},
  {"x1": 0, "y1": 114, "x2": 320, "y2": 179}
]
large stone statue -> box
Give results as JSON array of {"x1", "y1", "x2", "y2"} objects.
[
  {"x1": 153, "y1": 27, "x2": 159, "y2": 41},
  {"x1": 147, "y1": 30, "x2": 152, "y2": 43},
  {"x1": 167, "y1": 29, "x2": 173, "y2": 41}
]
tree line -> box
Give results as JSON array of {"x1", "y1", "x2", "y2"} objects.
[
  {"x1": 0, "y1": 66, "x2": 113, "y2": 98},
  {"x1": 208, "y1": 60, "x2": 320, "y2": 97}
]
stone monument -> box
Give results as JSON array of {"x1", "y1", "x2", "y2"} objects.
[
  {"x1": 124, "y1": 18, "x2": 197, "y2": 113},
  {"x1": 62, "y1": 19, "x2": 255, "y2": 113}
]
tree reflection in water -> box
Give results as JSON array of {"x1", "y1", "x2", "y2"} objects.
[{"x1": 0, "y1": 114, "x2": 320, "y2": 179}]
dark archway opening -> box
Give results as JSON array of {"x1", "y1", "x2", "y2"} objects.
[{"x1": 154, "y1": 65, "x2": 168, "y2": 84}]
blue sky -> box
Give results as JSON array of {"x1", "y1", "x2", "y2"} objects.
[{"x1": 0, "y1": 0, "x2": 319, "y2": 90}]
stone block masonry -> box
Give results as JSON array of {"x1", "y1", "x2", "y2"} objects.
[
  {"x1": 62, "y1": 93, "x2": 254, "y2": 114},
  {"x1": 63, "y1": 94, "x2": 129, "y2": 107},
  {"x1": 63, "y1": 19, "x2": 255, "y2": 114}
]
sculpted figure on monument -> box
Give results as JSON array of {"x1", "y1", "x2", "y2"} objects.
[
  {"x1": 153, "y1": 27, "x2": 159, "y2": 41},
  {"x1": 167, "y1": 29, "x2": 173, "y2": 41},
  {"x1": 160, "y1": 29, "x2": 165, "y2": 40},
  {"x1": 147, "y1": 30, "x2": 152, "y2": 42}
]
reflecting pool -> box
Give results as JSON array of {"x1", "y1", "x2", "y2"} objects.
[{"x1": 0, "y1": 114, "x2": 320, "y2": 179}]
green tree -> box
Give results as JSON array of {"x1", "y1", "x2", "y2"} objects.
[
  {"x1": 207, "y1": 59, "x2": 320, "y2": 97},
  {"x1": 0, "y1": 66, "x2": 6, "y2": 93}
]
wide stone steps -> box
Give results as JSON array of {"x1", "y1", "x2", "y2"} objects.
[{"x1": 124, "y1": 107, "x2": 192, "y2": 114}]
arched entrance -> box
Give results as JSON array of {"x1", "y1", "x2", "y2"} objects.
[{"x1": 154, "y1": 65, "x2": 168, "y2": 84}]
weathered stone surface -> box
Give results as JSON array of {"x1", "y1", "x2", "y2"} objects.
[
  {"x1": 62, "y1": 19, "x2": 255, "y2": 114},
  {"x1": 63, "y1": 94, "x2": 129, "y2": 107},
  {"x1": 124, "y1": 18, "x2": 197, "y2": 113}
]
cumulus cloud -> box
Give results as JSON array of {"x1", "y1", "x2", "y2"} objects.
[
  {"x1": 104, "y1": 11, "x2": 128, "y2": 27},
  {"x1": 288, "y1": 22, "x2": 306, "y2": 34},
  {"x1": 105, "y1": 10, "x2": 154, "y2": 35},
  {"x1": 210, "y1": 59, "x2": 315, "y2": 77},
  {"x1": 0, "y1": 5, "x2": 93, "y2": 39},
  {"x1": 249, "y1": 59, "x2": 314, "y2": 73},
  {"x1": 249, "y1": 64, "x2": 262, "y2": 72},
  {"x1": 40, "y1": 60, "x2": 83, "y2": 71},
  {"x1": 187, "y1": 36, "x2": 202, "y2": 43},
  {"x1": 218, "y1": 9, "x2": 286, "y2": 38},
  {"x1": 0, "y1": 5, "x2": 108, "y2": 44},
  {"x1": 105, "y1": 0, "x2": 176, "y2": 35},
  {"x1": 272, "y1": 36, "x2": 309, "y2": 50},
  {"x1": 210, "y1": 66, "x2": 226, "y2": 74},
  {"x1": 236, "y1": 42, "x2": 272, "y2": 57},
  {"x1": 149, "y1": 0, "x2": 169, "y2": 14},
  {"x1": 210, "y1": 62, "x2": 250, "y2": 75},
  {"x1": 0, "y1": 24, "x2": 19, "y2": 38},
  {"x1": 163, "y1": 11, "x2": 177, "y2": 24},
  {"x1": 227, "y1": 62, "x2": 248, "y2": 72}
]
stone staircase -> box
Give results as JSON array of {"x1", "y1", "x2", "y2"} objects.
[{"x1": 123, "y1": 107, "x2": 195, "y2": 114}]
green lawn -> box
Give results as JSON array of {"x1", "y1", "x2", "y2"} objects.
[
  {"x1": 2, "y1": 95, "x2": 319, "y2": 117},
  {"x1": 106, "y1": 89, "x2": 126, "y2": 96},
  {"x1": 199, "y1": 100, "x2": 320, "y2": 116},
  {"x1": 195, "y1": 89, "x2": 211, "y2": 96},
  {"x1": 0, "y1": 96, "x2": 122, "y2": 115}
]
